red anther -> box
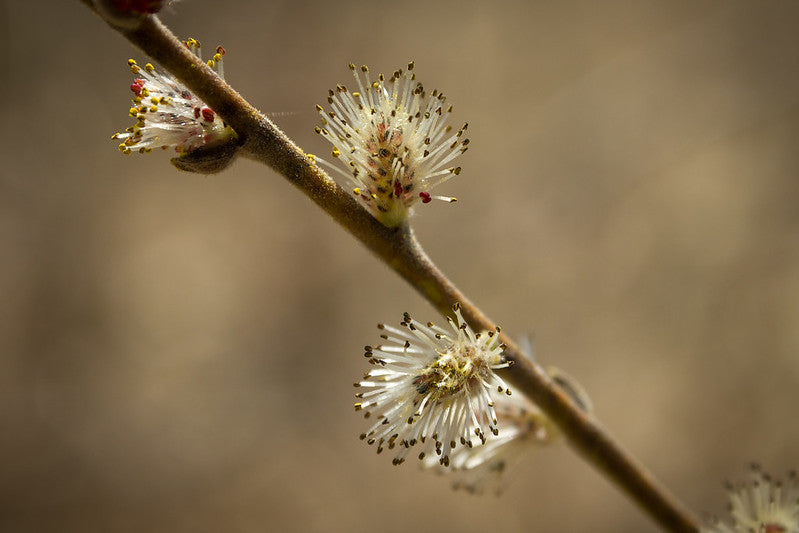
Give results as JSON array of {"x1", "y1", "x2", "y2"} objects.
[
  {"x1": 376, "y1": 122, "x2": 387, "y2": 143},
  {"x1": 419, "y1": 191, "x2": 432, "y2": 203},
  {"x1": 130, "y1": 83, "x2": 143, "y2": 96},
  {"x1": 193, "y1": 107, "x2": 201, "y2": 119},
  {"x1": 201, "y1": 108, "x2": 215, "y2": 122},
  {"x1": 216, "y1": 46, "x2": 226, "y2": 56},
  {"x1": 393, "y1": 181, "x2": 403, "y2": 198}
]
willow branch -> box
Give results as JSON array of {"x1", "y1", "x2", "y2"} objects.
[{"x1": 81, "y1": 4, "x2": 700, "y2": 531}]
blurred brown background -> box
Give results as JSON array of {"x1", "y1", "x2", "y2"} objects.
[{"x1": 2, "y1": 1, "x2": 798, "y2": 531}]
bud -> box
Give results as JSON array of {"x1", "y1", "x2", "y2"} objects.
[
  {"x1": 170, "y1": 138, "x2": 240, "y2": 174},
  {"x1": 92, "y1": 0, "x2": 166, "y2": 29}
]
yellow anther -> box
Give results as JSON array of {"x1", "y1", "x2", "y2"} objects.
[
  {"x1": 213, "y1": 53, "x2": 222, "y2": 62},
  {"x1": 206, "y1": 59, "x2": 215, "y2": 68},
  {"x1": 150, "y1": 97, "x2": 159, "y2": 104},
  {"x1": 144, "y1": 63, "x2": 155, "y2": 72},
  {"x1": 331, "y1": 148, "x2": 340, "y2": 158},
  {"x1": 149, "y1": 105, "x2": 158, "y2": 112},
  {"x1": 353, "y1": 187, "x2": 361, "y2": 195},
  {"x1": 128, "y1": 108, "x2": 138, "y2": 117}
]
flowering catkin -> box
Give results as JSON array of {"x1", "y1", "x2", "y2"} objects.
[{"x1": 315, "y1": 62, "x2": 468, "y2": 227}]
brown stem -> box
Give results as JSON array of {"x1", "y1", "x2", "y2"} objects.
[{"x1": 81, "y1": 3, "x2": 700, "y2": 531}]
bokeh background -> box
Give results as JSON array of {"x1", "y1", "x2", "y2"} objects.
[{"x1": 2, "y1": 1, "x2": 798, "y2": 531}]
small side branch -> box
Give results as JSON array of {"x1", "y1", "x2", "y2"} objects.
[{"x1": 81, "y1": 4, "x2": 700, "y2": 531}]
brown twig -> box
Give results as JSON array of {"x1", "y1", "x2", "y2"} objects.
[{"x1": 80, "y1": 3, "x2": 700, "y2": 531}]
